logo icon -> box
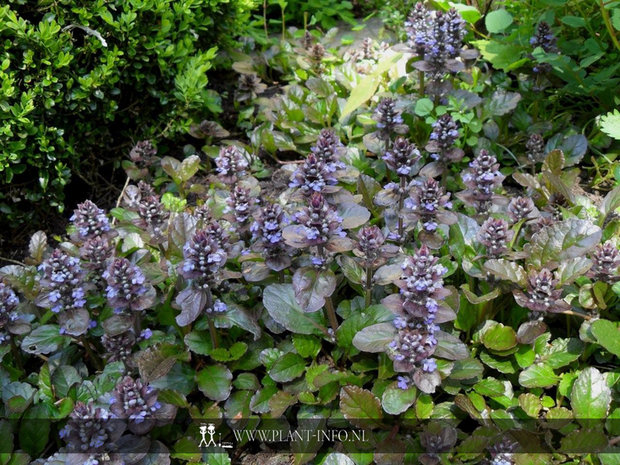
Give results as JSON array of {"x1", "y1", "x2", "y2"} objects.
[{"x1": 198, "y1": 423, "x2": 233, "y2": 449}]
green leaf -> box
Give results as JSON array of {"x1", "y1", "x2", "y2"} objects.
[
  {"x1": 483, "y1": 259, "x2": 526, "y2": 285},
  {"x1": 339, "y1": 385, "x2": 383, "y2": 428},
  {"x1": 207, "y1": 453, "x2": 231, "y2": 465},
  {"x1": 196, "y1": 365, "x2": 232, "y2": 401},
  {"x1": 571, "y1": 367, "x2": 611, "y2": 422},
  {"x1": 352, "y1": 322, "x2": 395, "y2": 353},
  {"x1": 474, "y1": 377, "x2": 507, "y2": 398},
  {"x1": 210, "y1": 342, "x2": 248, "y2": 362},
  {"x1": 269, "y1": 353, "x2": 307, "y2": 383},
  {"x1": 20, "y1": 404, "x2": 50, "y2": 456},
  {"x1": 561, "y1": 15, "x2": 586, "y2": 27},
  {"x1": 451, "y1": 4, "x2": 481, "y2": 24},
  {"x1": 519, "y1": 393, "x2": 542, "y2": 417},
  {"x1": 414, "y1": 98, "x2": 434, "y2": 116},
  {"x1": 293, "y1": 334, "x2": 321, "y2": 358},
  {"x1": 591, "y1": 319, "x2": 620, "y2": 357},
  {"x1": 470, "y1": 40, "x2": 524, "y2": 71},
  {"x1": 482, "y1": 323, "x2": 517, "y2": 351},
  {"x1": 21, "y1": 324, "x2": 67, "y2": 354},
  {"x1": 38, "y1": 364, "x2": 53, "y2": 401},
  {"x1": 263, "y1": 284, "x2": 327, "y2": 335},
  {"x1": 524, "y1": 219, "x2": 602, "y2": 268},
  {"x1": 600, "y1": 109, "x2": 620, "y2": 140},
  {"x1": 485, "y1": 9, "x2": 514, "y2": 33},
  {"x1": 184, "y1": 331, "x2": 212, "y2": 355},
  {"x1": 340, "y1": 53, "x2": 402, "y2": 121},
  {"x1": 52, "y1": 365, "x2": 81, "y2": 398},
  {"x1": 381, "y1": 382, "x2": 416, "y2": 415},
  {"x1": 448, "y1": 358, "x2": 484, "y2": 380},
  {"x1": 518, "y1": 363, "x2": 560, "y2": 388},
  {"x1": 538, "y1": 338, "x2": 584, "y2": 369}
]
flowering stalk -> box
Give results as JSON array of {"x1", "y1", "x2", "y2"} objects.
[
  {"x1": 317, "y1": 243, "x2": 339, "y2": 333},
  {"x1": 382, "y1": 246, "x2": 451, "y2": 390},
  {"x1": 353, "y1": 226, "x2": 399, "y2": 307}
]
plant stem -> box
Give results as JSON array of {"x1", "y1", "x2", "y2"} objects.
[
  {"x1": 111, "y1": 176, "x2": 130, "y2": 226},
  {"x1": 317, "y1": 243, "x2": 338, "y2": 332},
  {"x1": 325, "y1": 296, "x2": 339, "y2": 332},
  {"x1": 365, "y1": 264, "x2": 374, "y2": 307},
  {"x1": 397, "y1": 176, "x2": 406, "y2": 242},
  {"x1": 80, "y1": 337, "x2": 103, "y2": 371},
  {"x1": 10, "y1": 338, "x2": 23, "y2": 371},
  {"x1": 418, "y1": 71, "x2": 425, "y2": 96},
  {"x1": 280, "y1": 6, "x2": 286, "y2": 41},
  {"x1": 600, "y1": 0, "x2": 620, "y2": 51},
  {"x1": 208, "y1": 319, "x2": 219, "y2": 349},
  {"x1": 263, "y1": 0, "x2": 268, "y2": 39}
]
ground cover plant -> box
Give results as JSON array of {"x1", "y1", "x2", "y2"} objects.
[{"x1": 1, "y1": 1, "x2": 620, "y2": 464}]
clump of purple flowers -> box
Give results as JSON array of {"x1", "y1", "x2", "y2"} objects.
[
  {"x1": 179, "y1": 230, "x2": 228, "y2": 285},
  {"x1": 36, "y1": 250, "x2": 87, "y2": 314},
  {"x1": 101, "y1": 330, "x2": 136, "y2": 363},
  {"x1": 225, "y1": 184, "x2": 256, "y2": 224},
  {"x1": 373, "y1": 98, "x2": 407, "y2": 140},
  {"x1": 530, "y1": 22, "x2": 558, "y2": 74},
  {"x1": 285, "y1": 192, "x2": 346, "y2": 249},
  {"x1": 507, "y1": 196, "x2": 539, "y2": 224},
  {"x1": 70, "y1": 200, "x2": 112, "y2": 241},
  {"x1": 109, "y1": 376, "x2": 173, "y2": 434},
  {"x1": 408, "y1": 7, "x2": 468, "y2": 83},
  {"x1": 215, "y1": 145, "x2": 250, "y2": 184},
  {"x1": 129, "y1": 140, "x2": 157, "y2": 165},
  {"x1": 353, "y1": 226, "x2": 398, "y2": 269},
  {"x1": 289, "y1": 153, "x2": 338, "y2": 196},
  {"x1": 530, "y1": 22, "x2": 558, "y2": 53},
  {"x1": 383, "y1": 246, "x2": 451, "y2": 387},
  {"x1": 136, "y1": 194, "x2": 169, "y2": 242},
  {"x1": 383, "y1": 137, "x2": 421, "y2": 177},
  {"x1": 426, "y1": 114, "x2": 464, "y2": 163},
  {"x1": 0, "y1": 283, "x2": 19, "y2": 345},
  {"x1": 60, "y1": 401, "x2": 124, "y2": 457},
  {"x1": 311, "y1": 129, "x2": 345, "y2": 172},
  {"x1": 404, "y1": 178, "x2": 454, "y2": 232},
  {"x1": 587, "y1": 241, "x2": 620, "y2": 283},
  {"x1": 526, "y1": 134, "x2": 546, "y2": 164},
  {"x1": 460, "y1": 149, "x2": 505, "y2": 212},
  {"x1": 80, "y1": 236, "x2": 114, "y2": 276},
  {"x1": 175, "y1": 228, "x2": 229, "y2": 324},
  {"x1": 513, "y1": 268, "x2": 570, "y2": 316},
  {"x1": 250, "y1": 203, "x2": 293, "y2": 271},
  {"x1": 405, "y1": 2, "x2": 431, "y2": 56},
  {"x1": 103, "y1": 258, "x2": 154, "y2": 313},
  {"x1": 477, "y1": 218, "x2": 513, "y2": 258}
]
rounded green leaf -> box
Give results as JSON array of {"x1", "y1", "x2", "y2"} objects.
[
  {"x1": 381, "y1": 382, "x2": 417, "y2": 415},
  {"x1": 196, "y1": 364, "x2": 232, "y2": 401},
  {"x1": 485, "y1": 9, "x2": 514, "y2": 34},
  {"x1": 482, "y1": 323, "x2": 517, "y2": 351},
  {"x1": 591, "y1": 319, "x2": 620, "y2": 358}
]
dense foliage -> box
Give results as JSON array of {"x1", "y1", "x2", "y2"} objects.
[
  {"x1": 0, "y1": 0, "x2": 255, "y2": 227},
  {"x1": 1, "y1": 1, "x2": 620, "y2": 464}
]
